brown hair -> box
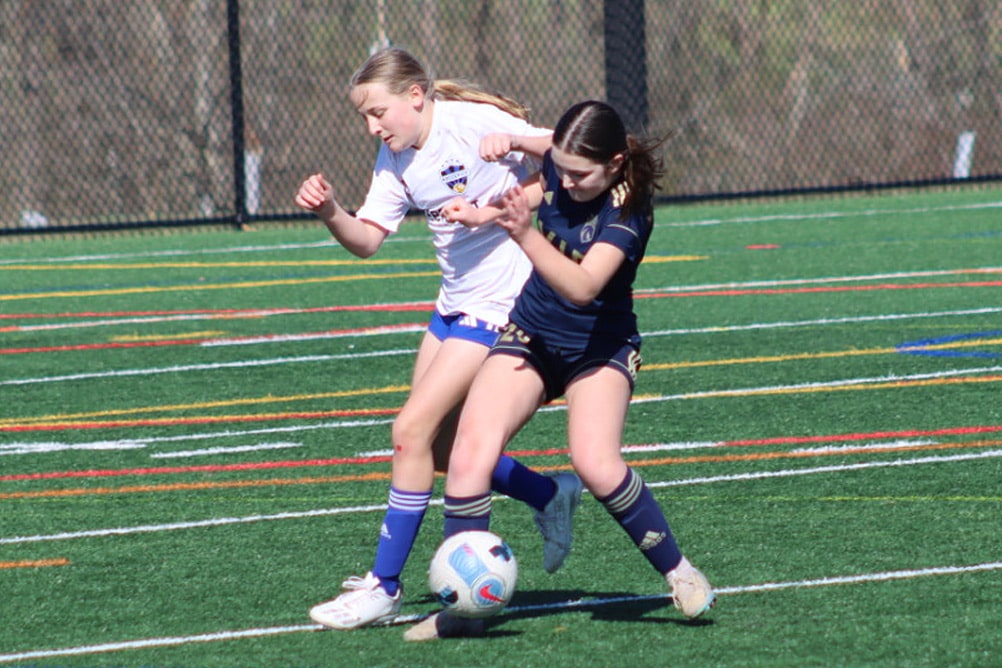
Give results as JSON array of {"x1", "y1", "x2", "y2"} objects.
[
  {"x1": 350, "y1": 47, "x2": 529, "y2": 120},
  {"x1": 553, "y1": 100, "x2": 666, "y2": 221}
]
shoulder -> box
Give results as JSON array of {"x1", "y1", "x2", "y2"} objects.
[{"x1": 438, "y1": 99, "x2": 530, "y2": 133}]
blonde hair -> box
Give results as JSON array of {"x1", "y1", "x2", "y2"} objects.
[{"x1": 350, "y1": 47, "x2": 529, "y2": 121}]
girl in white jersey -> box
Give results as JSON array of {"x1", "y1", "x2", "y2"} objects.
[{"x1": 295, "y1": 47, "x2": 581, "y2": 631}]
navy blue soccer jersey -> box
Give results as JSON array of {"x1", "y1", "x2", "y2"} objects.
[{"x1": 508, "y1": 151, "x2": 653, "y2": 347}]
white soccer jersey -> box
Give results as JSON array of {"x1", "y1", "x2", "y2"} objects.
[{"x1": 355, "y1": 100, "x2": 549, "y2": 327}]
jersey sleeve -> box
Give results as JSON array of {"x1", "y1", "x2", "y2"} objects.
[
  {"x1": 354, "y1": 147, "x2": 412, "y2": 234},
  {"x1": 595, "y1": 205, "x2": 649, "y2": 264},
  {"x1": 461, "y1": 103, "x2": 550, "y2": 168}
]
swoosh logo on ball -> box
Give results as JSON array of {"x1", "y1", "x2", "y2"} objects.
[{"x1": 478, "y1": 585, "x2": 503, "y2": 603}]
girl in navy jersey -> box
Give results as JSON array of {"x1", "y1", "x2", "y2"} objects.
[
  {"x1": 295, "y1": 47, "x2": 581, "y2": 631},
  {"x1": 407, "y1": 100, "x2": 715, "y2": 640}
]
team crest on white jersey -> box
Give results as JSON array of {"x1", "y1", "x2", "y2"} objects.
[
  {"x1": 440, "y1": 160, "x2": 469, "y2": 194},
  {"x1": 580, "y1": 216, "x2": 597, "y2": 243}
]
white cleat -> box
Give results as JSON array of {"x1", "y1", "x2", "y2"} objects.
[
  {"x1": 309, "y1": 572, "x2": 402, "y2": 630},
  {"x1": 666, "y1": 558, "x2": 716, "y2": 619}
]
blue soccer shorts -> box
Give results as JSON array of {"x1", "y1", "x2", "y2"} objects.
[{"x1": 428, "y1": 310, "x2": 502, "y2": 348}]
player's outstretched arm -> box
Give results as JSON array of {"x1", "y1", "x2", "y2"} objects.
[
  {"x1": 479, "y1": 132, "x2": 553, "y2": 162},
  {"x1": 443, "y1": 173, "x2": 544, "y2": 228},
  {"x1": 295, "y1": 173, "x2": 387, "y2": 258},
  {"x1": 499, "y1": 184, "x2": 624, "y2": 306}
]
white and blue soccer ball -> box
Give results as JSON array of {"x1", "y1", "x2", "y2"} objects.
[{"x1": 428, "y1": 530, "x2": 518, "y2": 618}]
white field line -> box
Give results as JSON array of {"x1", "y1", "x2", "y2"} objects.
[
  {"x1": 3, "y1": 279, "x2": 998, "y2": 334},
  {"x1": 4, "y1": 448, "x2": 1001, "y2": 547},
  {"x1": 0, "y1": 349, "x2": 415, "y2": 387},
  {"x1": 789, "y1": 440, "x2": 938, "y2": 455},
  {"x1": 641, "y1": 306, "x2": 1002, "y2": 338},
  {"x1": 0, "y1": 441, "x2": 148, "y2": 456},
  {"x1": 0, "y1": 502, "x2": 399, "y2": 546},
  {"x1": 148, "y1": 442, "x2": 303, "y2": 459},
  {"x1": 2, "y1": 198, "x2": 998, "y2": 269},
  {"x1": 636, "y1": 268, "x2": 1002, "y2": 295},
  {"x1": 8, "y1": 305, "x2": 432, "y2": 332},
  {"x1": 199, "y1": 323, "x2": 425, "y2": 346},
  {"x1": 625, "y1": 365, "x2": 1002, "y2": 406},
  {"x1": 3, "y1": 366, "x2": 997, "y2": 460},
  {"x1": 5, "y1": 302, "x2": 993, "y2": 386},
  {"x1": 5, "y1": 336, "x2": 1002, "y2": 394},
  {"x1": 0, "y1": 419, "x2": 396, "y2": 454},
  {"x1": 2, "y1": 559, "x2": 1000, "y2": 663},
  {"x1": 657, "y1": 200, "x2": 1002, "y2": 228},
  {"x1": 645, "y1": 450, "x2": 1002, "y2": 489},
  {"x1": 0, "y1": 234, "x2": 434, "y2": 266}
]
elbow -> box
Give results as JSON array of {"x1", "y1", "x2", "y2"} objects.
[
  {"x1": 565, "y1": 288, "x2": 599, "y2": 307},
  {"x1": 353, "y1": 245, "x2": 380, "y2": 259}
]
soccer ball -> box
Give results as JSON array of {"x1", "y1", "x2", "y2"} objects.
[{"x1": 428, "y1": 530, "x2": 518, "y2": 618}]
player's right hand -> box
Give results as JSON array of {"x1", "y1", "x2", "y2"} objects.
[
  {"x1": 442, "y1": 197, "x2": 480, "y2": 226},
  {"x1": 498, "y1": 185, "x2": 531, "y2": 241},
  {"x1": 295, "y1": 173, "x2": 334, "y2": 212},
  {"x1": 479, "y1": 133, "x2": 514, "y2": 162}
]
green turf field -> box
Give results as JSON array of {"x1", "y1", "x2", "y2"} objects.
[{"x1": 1, "y1": 187, "x2": 1000, "y2": 666}]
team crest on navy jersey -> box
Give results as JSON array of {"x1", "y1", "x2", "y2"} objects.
[
  {"x1": 580, "y1": 217, "x2": 598, "y2": 243},
  {"x1": 440, "y1": 160, "x2": 469, "y2": 194}
]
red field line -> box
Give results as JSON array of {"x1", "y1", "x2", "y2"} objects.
[
  {"x1": 638, "y1": 280, "x2": 1002, "y2": 299},
  {"x1": 0, "y1": 323, "x2": 426, "y2": 355},
  {"x1": 0, "y1": 408, "x2": 400, "y2": 433},
  {"x1": 5, "y1": 439, "x2": 1002, "y2": 501},
  {"x1": 0, "y1": 303, "x2": 435, "y2": 321},
  {"x1": 1, "y1": 426, "x2": 995, "y2": 484},
  {"x1": 722, "y1": 425, "x2": 1002, "y2": 446}
]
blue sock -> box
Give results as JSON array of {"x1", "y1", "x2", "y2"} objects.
[
  {"x1": 372, "y1": 487, "x2": 432, "y2": 596},
  {"x1": 598, "y1": 468, "x2": 682, "y2": 574},
  {"x1": 491, "y1": 454, "x2": 557, "y2": 511},
  {"x1": 443, "y1": 493, "x2": 492, "y2": 538}
]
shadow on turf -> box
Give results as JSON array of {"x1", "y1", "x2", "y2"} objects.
[{"x1": 413, "y1": 588, "x2": 713, "y2": 636}]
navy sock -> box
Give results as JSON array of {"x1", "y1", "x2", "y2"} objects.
[
  {"x1": 443, "y1": 493, "x2": 492, "y2": 538},
  {"x1": 490, "y1": 454, "x2": 557, "y2": 511},
  {"x1": 598, "y1": 468, "x2": 682, "y2": 574},
  {"x1": 372, "y1": 487, "x2": 432, "y2": 596}
]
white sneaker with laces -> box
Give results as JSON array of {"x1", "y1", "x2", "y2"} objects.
[
  {"x1": 534, "y1": 472, "x2": 583, "y2": 573},
  {"x1": 666, "y1": 557, "x2": 715, "y2": 619},
  {"x1": 309, "y1": 572, "x2": 402, "y2": 630}
]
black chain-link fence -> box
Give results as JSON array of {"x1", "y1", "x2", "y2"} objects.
[{"x1": 2, "y1": 0, "x2": 1000, "y2": 235}]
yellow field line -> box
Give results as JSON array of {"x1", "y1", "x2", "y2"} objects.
[
  {"x1": 4, "y1": 440, "x2": 999, "y2": 501},
  {"x1": 0, "y1": 558, "x2": 70, "y2": 570},
  {"x1": 0, "y1": 259, "x2": 436, "y2": 270},
  {"x1": 647, "y1": 337, "x2": 1002, "y2": 371},
  {"x1": 0, "y1": 271, "x2": 440, "y2": 302},
  {"x1": 1, "y1": 255, "x2": 699, "y2": 271},
  {"x1": 4, "y1": 373, "x2": 1001, "y2": 430},
  {"x1": 0, "y1": 386, "x2": 409, "y2": 426}
]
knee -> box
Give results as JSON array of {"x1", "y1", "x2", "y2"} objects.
[
  {"x1": 448, "y1": 427, "x2": 500, "y2": 481},
  {"x1": 391, "y1": 410, "x2": 433, "y2": 454},
  {"x1": 570, "y1": 450, "x2": 626, "y2": 498}
]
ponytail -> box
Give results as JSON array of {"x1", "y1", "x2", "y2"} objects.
[
  {"x1": 432, "y1": 79, "x2": 530, "y2": 121},
  {"x1": 350, "y1": 47, "x2": 530, "y2": 122}
]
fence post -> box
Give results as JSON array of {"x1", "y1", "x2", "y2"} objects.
[
  {"x1": 227, "y1": 0, "x2": 248, "y2": 228},
  {"x1": 604, "y1": 0, "x2": 648, "y2": 134}
]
